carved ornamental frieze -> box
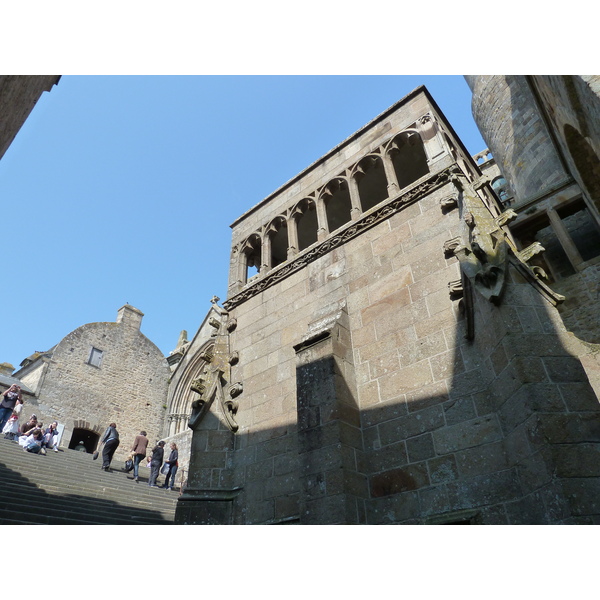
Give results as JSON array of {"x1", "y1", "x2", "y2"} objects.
[{"x1": 224, "y1": 164, "x2": 463, "y2": 311}]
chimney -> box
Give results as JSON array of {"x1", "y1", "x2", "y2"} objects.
[
  {"x1": 116, "y1": 304, "x2": 144, "y2": 330},
  {"x1": 0, "y1": 362, "x2": 14, "y2": 377}
]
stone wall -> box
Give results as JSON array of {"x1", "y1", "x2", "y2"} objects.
[
  {"x1": 16, "y1": 305, "x2": 170, "y2": 460},
  {"x1": 465, "y1": 75, "x2": 569, "y2": 207},
  {"x1": 177, "y1": 87, "x2": 600, "y2": 524}
]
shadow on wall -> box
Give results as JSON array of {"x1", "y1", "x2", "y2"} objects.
[{"x1": 178, "y1": 259, "x2": 600, "y2": 525}]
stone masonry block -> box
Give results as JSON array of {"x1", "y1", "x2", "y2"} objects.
[
  {"x1": 443, "y1": 396, "x2": 477, "y2": 426},
  {"x1": 406, "y1": 433, "x2": 436, "y2": 463},
  {"x1": 543, "y1": 356, "x2": 589, "y2": 383},
  {"x1": 427, "y1": 454, "x2": 459, "y2": 484},
  {"x1": 379, "y1": 404, "x2": 445, "y2": 447},
  {"x1": 369, "y1": 462, "x2": 430, "y2": 497},
  {"x1": 433, "y1": 415, "x2": 503, "y2": 455},
  {"x1": 454, "y1": 441, "x2": 508, "y2": 479},
  {"x1": 446, "y1": 469, "x2": 521, "y2": 512}
]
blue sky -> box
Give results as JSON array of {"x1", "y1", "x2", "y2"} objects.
[{"x1": 0, "y1": 75, "x2": 486, "y2": 370}]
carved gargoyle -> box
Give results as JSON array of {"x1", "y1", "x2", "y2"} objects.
[{"x1": 454, "y1": 232, "x2": 508, "y2": 305}]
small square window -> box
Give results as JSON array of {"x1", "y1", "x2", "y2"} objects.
[{"x1": 88, "y1": 347, "x2": 104, "y2": 368}]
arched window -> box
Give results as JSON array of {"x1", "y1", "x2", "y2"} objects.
[
  {"x1": 268, "y1": 216, "x2": 288, "y2": 268},
  {"x1": 491, "y1": 176, "x2": 511, "y2": 205},
  {"x1": 243, "y1": 234, "x2": 261, "y2": 282},
  {"x1": 322, "y1": 178, "x2": 352, "y2": 233},
  {"x1": 389, "y1": 131, "x2": 429, "y2": 190},
  {"x1": 354, "y1": 155, "x2": 388, "y2": 212},
  {"x1": 295, "y1": 198, "x2": 318, "y2": 251}
]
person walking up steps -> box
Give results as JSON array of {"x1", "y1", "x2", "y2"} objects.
[
  {"x1": 130, "y1": 430, "x2": 149, "y2": 482},
  {"x1": 148, "y1": 440, "x2": 165, "y2": 487},
  {"x1": 99, "y1": 422, "x2": 120, "y2": 471},
  {"x1": 161, "y1": 442, "x2": 179, "y2": 491}
]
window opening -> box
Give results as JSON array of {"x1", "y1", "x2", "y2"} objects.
[
  {"x1": 323, "y1": 179, "x2": 352, "y2": 233},
  {"x1": 512, "y1": 214, "x2": 576, "y2": 281},
  {"x1": 557, "y1": 199, "x2": 600, "y2": 262},
  {"x1": 88, "y1": 347, "x2": 104, "y2": 368},
  {"x1": 296, "y1": 199, "x2": 318, "y2": 251},
  {"x1": 390, "y1": 132, "x2": 429, "y2": 190},
  {"x1": 244, "y1": 235, "x2": 261, "y2": 282},
  {"x1": 491, "y1": 176, "x2": 512, "y2": 206},
  {"x1": 270, "y1": 218, "x2": 288, "y2": 268},
  {"x1": 356, "y1": 156, "x2": 388, "y2": 212}
]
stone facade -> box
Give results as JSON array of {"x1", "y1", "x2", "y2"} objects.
[
  {"x1": 466, "y1": 76, "x2": 600, "y2": 396},
  {"x1": 175, "y1": 85, "x2": 600, "y2": 524},
  {"x1": 13, "y1": 305, "x2": 170, "y2": 459},
  {"x1": 0, "y1": 75, "x2": 60, "y2": 161}
]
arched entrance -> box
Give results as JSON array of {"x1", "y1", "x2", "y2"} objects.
[{"x1": 68, "y1": 428, "x2": 99, "y2": 453}]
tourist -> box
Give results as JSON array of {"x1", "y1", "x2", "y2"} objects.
[
  {"x1": 130, "y1": 430, "x2": 149, "y2": 482},
  {"x1": 2, "y1": 397, "x2": 23, "y2": 440},
  {"x1": 19, "y1": 427, "x2": 44, "y2": 453},
  {"x1": 161, "y1": 442, "x2": 179, "y2": 491},
  {"x1": 99, "y1": 422, "x2": 120, "y2": 472},
  {"x1": 41, "y1": 421, "x2": 60, "y2": 453},
  {"x1": 20, "y1": 414, "x2": 38, "y2": 436},
  {"x1": 0, "y1": 384, "x2": 22, "y2": 432},
  {"x1": 148, "y1": 440, "x2": 165, "y2": 487}
]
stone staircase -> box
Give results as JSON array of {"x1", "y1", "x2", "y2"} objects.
[{"x1": 0, "y1": 437, "x2": 180, "y2": 525}]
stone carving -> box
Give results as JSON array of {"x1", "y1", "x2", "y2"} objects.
[
  {"x1": 228, "y1": 350, "x2": 239, "y2": 365},
  {"x1": 229, "y1": 382, "x2": 243, "y2": 399},
  {"x1": 226, "y1": 317, "x2": 237, "y2": 332},
  {"x1": 190, "y1": 375, "x2": 207, "y2": 398},
  {"x1": 443, "y1": 237, "x2": 462, "y2": 257},
  {"x1": 495, "y1": 209, "x2": 518, "y2": 227},
  {"x1": 186, "y1": 301, "x2": 242, "y2": 432},
  {"x1": 440, "y1": 195, "x2": 458, "y2": 212},
  {"x1": 223, "y1": 397, "x2": 239, "y2": 432},
  {"x1": 464, "y1": 212, "x2": 476, "y2": 229},
  {"x1": 199, "y1": 349, "x2": 213, "y2": 363},
  {"x1": 448, "y1": 279, "x2": 464, "y2": 299},
  {"x1": 516, "y1": 241, "x2": 545, "y2": 263}
]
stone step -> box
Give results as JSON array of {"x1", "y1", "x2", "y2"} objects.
[
  {"x1": 0, "y1": 437, "x2": 179, "y2": 525},
  {"x1": 2, "y1": 484, "x2": 175, "y2": 521}
]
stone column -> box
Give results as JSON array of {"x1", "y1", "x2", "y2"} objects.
[
  {"x1": 238, "y1": 250, "x2": 248, "y2": 286},
  {"x1": 287, "y1": 215, "x2": 299, "y2": 259},
  {"x1": 381, "y1": 152, "x2": 400, "y2": 196},
  {"x1": 347, "y1": 175, "x2": 362, "y2": 220},
  {"x1": 547, "y1": 207, "x2": 584, "y2": 269},
  {"x1": 293, "y1": 306, "x2": 367, "y2": 524},
  {"x1": 315, "y1": 196, "x2": 329, "y2": 241},
  {"x1": 261, "y1": 232, "x2": 272, "y2": 273}
]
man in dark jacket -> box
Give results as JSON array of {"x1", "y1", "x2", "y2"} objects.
[
  {"x1": 99, "y1": 422, "x2": 120, "y2": 471},
  {"x1": 148, "y1": 440, "x2": 165, "y2": 487}
]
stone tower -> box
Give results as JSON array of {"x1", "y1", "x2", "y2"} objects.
[{"x1": 175, "y1": 86, "x2": 600, "y2": 524}]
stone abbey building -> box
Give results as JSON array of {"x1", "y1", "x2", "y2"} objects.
[
  {"x1": 173, "y1": 78, "x2": 600, "y2": 525},
  {"x1": 2, "y1": 76, "x2": 600, "y2": 525}
]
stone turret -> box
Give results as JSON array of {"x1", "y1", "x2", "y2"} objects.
[{"x1": 464, "y1": 76, "x2": 569, "y2": 206}]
